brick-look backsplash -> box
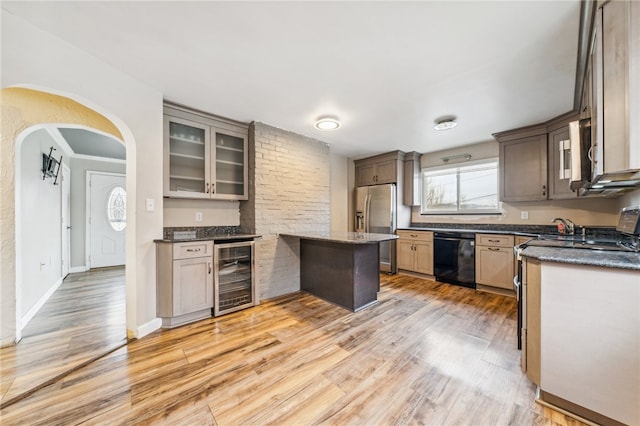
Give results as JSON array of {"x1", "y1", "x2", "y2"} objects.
[{"x1": 240, "y1": 122, "x2": 330, "y2": 300}]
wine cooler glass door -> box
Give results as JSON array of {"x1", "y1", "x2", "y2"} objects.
[{"x1": 214, "y1": 241, "x2": 255, "y2": 316}]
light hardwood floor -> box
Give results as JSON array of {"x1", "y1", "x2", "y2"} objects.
[
  {"x1": 0, "y1": 267, "x2": 126, "y2": 407},
  {"x1": 0, "y1": 274, "x2": 585, "y2": 425}
]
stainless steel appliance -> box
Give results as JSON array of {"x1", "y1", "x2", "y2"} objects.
[
  {"x1": 355, "y1": 184, "x2": 397, "y2": 273},
  {"x1": 569, "y1": 118, "x2": 640, "y2": 194},
  {"x1": 214, "y1": 240, "x2": 256, "y2": 316},
  {"x1": 433, "y1": 231, "x2": 476, "y2": 288}
]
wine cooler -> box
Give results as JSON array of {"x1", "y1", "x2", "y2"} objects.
[{"x1": 214, "y1": 240, "x2": 256, "y2": 316}]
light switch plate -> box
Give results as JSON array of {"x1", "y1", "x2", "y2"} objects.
[
  {"x1": 145, "y1": 198, "x2": 154, "y2": 212},
  {"x1": 521, "y1": 211, "x2": 529, "y2": 220}
]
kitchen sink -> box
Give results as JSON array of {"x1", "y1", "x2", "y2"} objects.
[{"x1": 529, "y1": 236, "x2": 633, "y2": 252}]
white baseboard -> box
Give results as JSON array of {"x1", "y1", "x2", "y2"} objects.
[
  {"x1": 70, "y1": 266, "x2": 89, "y2": 273},
  {"x1": 1, "y1": 335, "x2": 17, "y2": 348},
  {"x1": 21, "y1": 276, "x2": 64, "y2": 331},
  {"x1": 128, "y1": 318, "x2": 162, "y2": 340}
]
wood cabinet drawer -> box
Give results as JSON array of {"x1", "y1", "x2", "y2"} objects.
[
  {"x1": 173, "y1": 241, "x2": 213, "y2": 260},
  {"x1": 476, "y1": 234, "x2": 514, "y2": 247},
  {"x1": 397, "y1": 230, "x2": 433, "y2": 242}
]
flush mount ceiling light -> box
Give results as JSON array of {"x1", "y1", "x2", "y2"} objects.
[
  {"x1": 315, "y1": 116, "x2": 341, "y2": 131},
  {"x1": 434, "y1": 116, "x2": 458, "y2": 131}
]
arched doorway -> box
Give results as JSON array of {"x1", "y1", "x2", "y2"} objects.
[{"x1": 0, "y1": 87, "x2": 136, "y2": 405}]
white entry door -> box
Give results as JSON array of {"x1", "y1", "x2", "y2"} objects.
[
  {"x1": 61, "y1": 164, "x2": 71, "y2": 278},
  {"x1": 89, "y1": 172, "x2": 126, "y2": 268}
]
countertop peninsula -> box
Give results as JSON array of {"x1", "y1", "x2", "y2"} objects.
[{"x1": 279, "y1": 231, "x2": 398, "y2": 244}]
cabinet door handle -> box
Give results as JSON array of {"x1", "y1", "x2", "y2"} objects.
[
  {"x1": 208, "y1": 262, "x2": 212, "y2": 274},
  {"x1": 488, "y1": 247, "x2": 501, "y2": 251},
  {"x1": 410, "y1": 234, "x2": 418, "y2": 238},
  {"x1": 211, "y1": 183, "x2": 215, "y2": 194},
  {"x1": 542, "y1": 185, "x2": 546, "y2": 196},
  {"x1": 186, "y1": 248, "x2": 201, "y2": 252},
  {"x1": 488, "y1": 239, "x2": 500, "y2": 243},
  {"x1": 206, "y1": 183, "x2": 210, "y2": 193}
]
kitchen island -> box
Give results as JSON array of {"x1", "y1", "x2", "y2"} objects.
[{"x1": 280, "y1": 232, "x2": 398, "y2": 311}]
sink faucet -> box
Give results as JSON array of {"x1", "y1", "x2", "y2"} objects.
[{"x1": 552, "y1": 218, "x2": 575, "y2": 235}]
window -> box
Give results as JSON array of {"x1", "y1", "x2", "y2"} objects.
[
  {"x1": 107, "y1": 186, "x2": 126, "y2": 231},
  {"x1": 421, "y1": 159, "x2": 499, "y2": 214}
]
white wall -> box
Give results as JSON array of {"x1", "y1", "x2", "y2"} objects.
[
  {"x1": 412, "y1": 140, "x2": 621, "y2": 227},
  {"x1": 2, "y1": 12, "x2": 164, "y2": 340},
  {"x1": 20, "y1": 129, "x2": 63, "y2": 318},
  {"x1": 69, "y1": 157, "x2": 126, "y2": 269},
  {"x1": 330, "y1": 152, "x2": 349, "y2": 233}
]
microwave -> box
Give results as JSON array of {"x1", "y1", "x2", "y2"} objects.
[{"x1": 569, "y1": 118, "x2": 640, "y2": 194}]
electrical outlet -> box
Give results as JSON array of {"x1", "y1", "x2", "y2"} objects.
[
  {"x1": 521, "y1": 211, "x2": 529, "y2": 220},
  {"x1": 195, "y1": 212, "x2": 203, "y2": 222},
  {"x1": 145, "y1": 198, "x2": 155, "y2": 212}
]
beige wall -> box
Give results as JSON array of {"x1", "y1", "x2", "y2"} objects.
[
  {"x1": 412, "y1": 140, "x2": 621, "y2": 227},
  {"x1": 163, "y1": 199, "x2": 240, "y2": 227}
]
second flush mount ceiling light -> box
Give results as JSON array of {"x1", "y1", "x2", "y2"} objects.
[
  {"x1": 315, "y1": 116, "x2": 341, "y2": 131},
  {"x1": 434, "y1": 116, "x2": 458, "y2": 131}
]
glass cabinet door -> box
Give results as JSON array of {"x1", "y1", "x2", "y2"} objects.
[
  {"x1": 213, "y1": 130, "x2": 247, "y2": 200},
  {"x1": 164, "y1": 116, "x2": 210, "y2": 198},
  {"x1": 214, "y1": 241, "x2": 255, "y2": 316}
]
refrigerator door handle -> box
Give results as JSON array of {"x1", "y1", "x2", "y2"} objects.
[{"x1": 364, "y1": 194, "x2": 369, "y2": 233}]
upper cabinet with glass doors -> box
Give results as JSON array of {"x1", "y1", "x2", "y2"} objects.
[{"x1": 163, "y1": 104, "x2": 248, "y2": 200}]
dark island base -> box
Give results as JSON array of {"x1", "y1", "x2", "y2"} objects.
[{"x1": 300, "y1": 239, "x2": 380, "y2": 312}]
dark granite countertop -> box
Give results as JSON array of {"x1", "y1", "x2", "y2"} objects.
[
  {"x1": 156, "y1": 226, "x2": 260, "y2": 243},
  {"x1": 280, "y1": 231, "x2": 398, "y2": 244},
  {"x1": 154, "y1": 233, "x2": 261, "y2": 243},
  {"x1": 400, "y1": 227, "x2": 538, "y2": 237},
  {"x1": 401, "y1": 223, "x2": 620, "y2": 240},
  {"x1": 521, "y1": 246, "x2": 640, "y2": 271}
]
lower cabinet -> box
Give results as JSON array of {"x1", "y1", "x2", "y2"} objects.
[
  {"x1": 475, "y1": 233, "x2": 515, "y2": 292},
  {"x1": 156, "y1": 241, "x2": 214, "y2": 328},
  {"x1": 397, "y1": 230, "x2": 433, "y2": 275}
]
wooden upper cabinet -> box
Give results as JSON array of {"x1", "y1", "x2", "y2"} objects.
[
  {"x1": 497, "y1": 131, "x2": 548, "y2": 202},
  {"x1": 163, "y1": 103, "x2": 249, "y2": 200},
  {"x1": 354, "y1": 151, "x2": 404, "y2": 187},
  {"x1": 356, "y1": 164, "x2": 376, "y2": 187},
  {"x1": 403, "y1": 152, "x2": 421, "y2": 207},
  {"x1": 548, "y1": 116, "x2": 579, "y2": 200}
]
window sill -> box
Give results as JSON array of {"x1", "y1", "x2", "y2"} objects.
[{"x1": 419, "y1": 211, "x2": 503, "y2": 216}]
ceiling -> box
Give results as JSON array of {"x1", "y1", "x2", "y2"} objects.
[
  {"x1": 2, "y1": 1, "x2": 581, "y2": 159},
  {"x1": 58, "y1": 128, "x2": 126, "y2": 160}
]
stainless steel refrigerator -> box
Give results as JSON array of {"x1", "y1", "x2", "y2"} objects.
[{"x1": 355, "y1": 184, "x2": 397, "y2": 273}]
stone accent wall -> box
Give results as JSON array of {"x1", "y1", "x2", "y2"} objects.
[{"x1": 240, "y1": 122, "x2": 330, "y2": 300}]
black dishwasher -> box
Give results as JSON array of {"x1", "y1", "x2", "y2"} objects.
[{"x1": 433, "y1": 231, "x2": 476, "y2": 288}]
